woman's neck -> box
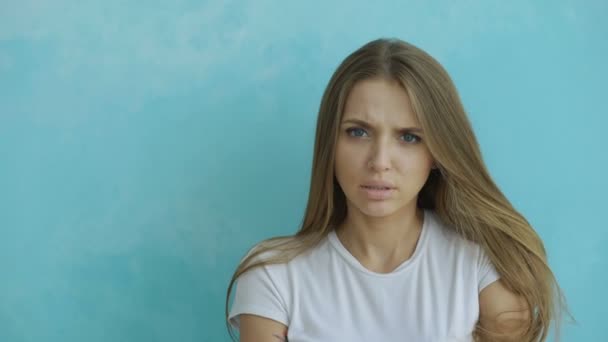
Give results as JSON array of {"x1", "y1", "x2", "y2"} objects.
[{"x1": 335, "y1": 207, "x2": 425, "y2": 273}]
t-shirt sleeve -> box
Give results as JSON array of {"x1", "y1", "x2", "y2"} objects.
[
  {"x1": 477, "y1": 246, "x2": 501, "y2": 293},
  {"x1": 227, "y1": 262, "x2": 289, "y2": 330}
]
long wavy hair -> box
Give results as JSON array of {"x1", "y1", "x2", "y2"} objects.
[{"x1": 225, "y1": 38, "x2": 570, "y2": 341}]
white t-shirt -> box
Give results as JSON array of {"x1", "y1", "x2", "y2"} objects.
[{"x1": 228, "y1": 210, "x2": 500, "y2": 342}]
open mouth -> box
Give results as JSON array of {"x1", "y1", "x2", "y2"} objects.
[
  {"x1": 360, "y1": 185, "x2": 394, "y2": 200},
  {"x1": 361, "y1": 185, "x2": 392, "y2": 190}
]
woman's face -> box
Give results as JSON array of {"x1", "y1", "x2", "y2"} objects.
[{"x1": 334, "y1": 77, "x2": 435, "y2": 218}]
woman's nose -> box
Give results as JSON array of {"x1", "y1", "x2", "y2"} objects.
[{"x1": 367, "y1": 141, "x2": 391, "y2": 171}]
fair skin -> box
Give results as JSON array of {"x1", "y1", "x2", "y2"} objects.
[
  {"x1": 238, "y1": 78, "x2": 529, "y2": 341},
  {"x1": 333, "y1": 77, "x2": 433, "y2": 273}
]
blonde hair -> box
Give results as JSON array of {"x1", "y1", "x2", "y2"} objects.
[{"x1": 225, "y1": 38, "x2": 570, "y2": 341}]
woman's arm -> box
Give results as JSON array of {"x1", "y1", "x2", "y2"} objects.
[
  {"x1": 239, "y1": 314, "x2": 289, "y2": 342},
  {"x1": 479, "y1": 280, "x2": 530, "y2": 341}
]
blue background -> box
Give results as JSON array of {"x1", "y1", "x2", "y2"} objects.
[{"x1": 1, "y1": 1, "x2": 606, "y2": 341}]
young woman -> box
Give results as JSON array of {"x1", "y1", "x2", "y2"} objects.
[{"x1": 225, "y1": 38, "x2": 568, "y2": 342}]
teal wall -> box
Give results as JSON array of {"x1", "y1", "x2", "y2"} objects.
[{"x1": 1, "y1": 1, "x2": 606, "y2": 341}]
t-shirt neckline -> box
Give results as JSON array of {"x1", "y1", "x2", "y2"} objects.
[{"x1": 327, "y1": 209, "x2": 432, "y2": 278}]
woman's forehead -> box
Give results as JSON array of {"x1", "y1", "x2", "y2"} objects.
[{"x1": 342, "y1": 83, "x2": 421, "y2": 128}]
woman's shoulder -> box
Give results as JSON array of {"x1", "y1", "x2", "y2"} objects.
[
  {"x1": 426, "y1": 211, "x2": 499, "y2": 288},
  {"x1": 241, "y1": 233, "x2": 330, "y2": 268},
  {"x1": 426, "y1": 211, "x2": 484, "y2": 256}
]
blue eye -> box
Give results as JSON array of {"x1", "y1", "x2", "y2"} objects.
[
  {"x1": 346, "y1": 127, "x2": 368, "y2": 137},
  {"x1": 401, "y1": 133, "x2": 421, "y2": 143}
]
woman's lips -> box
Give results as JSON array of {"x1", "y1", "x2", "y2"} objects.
[{"x1": 360, "y1": 185, "x2": 395, "y2": 200}]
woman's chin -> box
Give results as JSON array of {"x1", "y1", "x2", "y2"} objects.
[{"x1": 357, "y1": 203, "x2": 399, "y2": 218}]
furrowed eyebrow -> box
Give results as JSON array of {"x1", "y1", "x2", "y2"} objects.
[{"x1": 341, "y1": 118, "x2": 423, "y2": 133}]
